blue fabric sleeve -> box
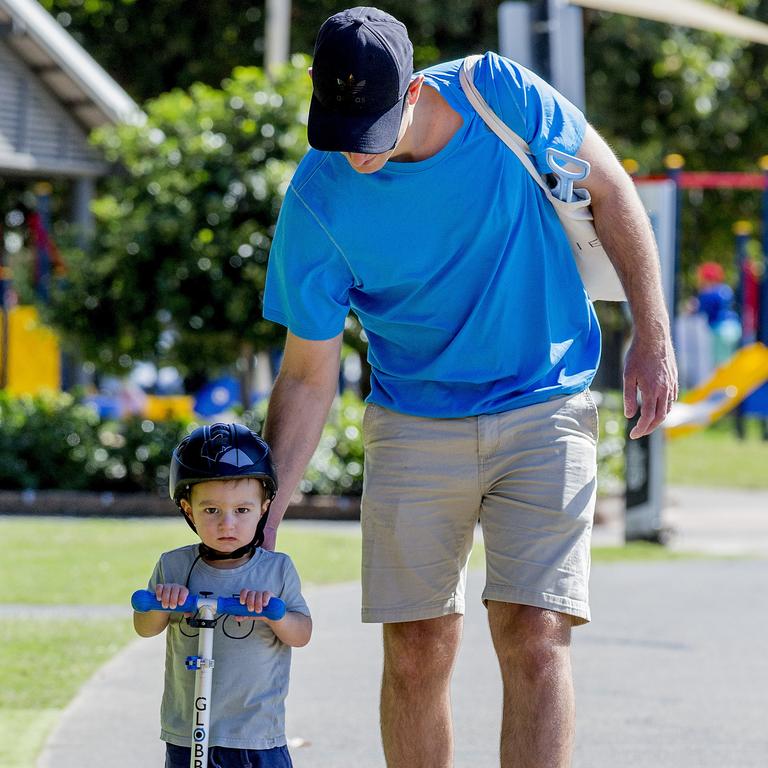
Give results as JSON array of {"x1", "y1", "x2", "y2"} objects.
[
  {"x1": 471, "y1": 51, "x2": 586, "y2": 174},
  {"x1": 263, "y1": 185, "x2": 353, "y2": 341}
]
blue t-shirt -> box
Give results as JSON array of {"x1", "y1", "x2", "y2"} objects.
[{"x1": 263, "y1": 52, "x2": 601, "y2": 418}]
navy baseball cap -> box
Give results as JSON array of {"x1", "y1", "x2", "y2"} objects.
[{"x1": 308, "y1": 7, "x2": 414, "y2": 154}]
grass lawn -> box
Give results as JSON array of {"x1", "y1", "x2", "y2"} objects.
[
  {"x1": 0, "y1": 517, "x2": 368, "y2": 767},
  {"x1": 0, "y1": 515, "x2": 712, "y2": 767},
  {"x1": 0, "y1": 618, "x2": 134, "y2": 768},
  {"x1": 0, "y1": 517, "x2": 369, "y2": 604},
  {"x1": 0, "y1": 516, "x2": 701, "y2": 606},
  {"x1": 666, "y1": 417, "x2": 768, "y2": 489}
]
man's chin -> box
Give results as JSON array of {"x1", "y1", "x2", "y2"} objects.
[{"x1": 350, "y1": 161, "x2": 386, "y2": 174}]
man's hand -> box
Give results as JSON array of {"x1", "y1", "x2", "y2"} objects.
[
  {"x1": 623, "y1": 332, "x2": 678, "y2": 439},
  {"x1": 262, "y1": 331, "x2": 342, "y2": 555},
  {"x1": 577, "y1": 123, "x2": 678, "y2": 438}
]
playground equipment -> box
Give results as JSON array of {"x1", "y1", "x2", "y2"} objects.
[
  {"x1": 143, "y1": 394, "x2": 196, "y2": 422},
  {"x1": 132, "y1": 589, "x2": 286, "y2": 768},
  {"x1": 665, "y1": 342, "x2": 768, "y2": 438},
  {"x1": 637, "y1": 157, "x2": 768, "y2": 434},
  {"x1": 625, "y1": 159, "x2": 768, "y2": 541},
  {"x1": 0, "y1": 305, "x2": 61, "y2": 395}
]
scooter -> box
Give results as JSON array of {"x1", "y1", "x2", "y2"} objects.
[{"x1": 132, "y1": 589, "x2": 286, "y2": 768}]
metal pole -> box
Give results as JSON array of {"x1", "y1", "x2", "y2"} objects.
[
  {"x1": 547, "y1": 0, "x2": 586, "y2": 110},
  {"x1": 32, "y1": 182, "x2": 53, "y2": 303},
  {"x1": 733, "y1": 220, "x2": 752, "y2": 343},
  {"x1": 188, "y1": 600, "x2": 216, "y2": 768},
  {"x1": 498, "y1": 1, "x2": 585, "y2": 109},
  {"x1": 624, "y1": 180, "x2": 678, "y2": 544},
  {"x1": 498, "y1": 2, "x2": 535, "y2": 69},
  {"x1": 72, "y1": 177, "x2": 95, "y2": 250},
  {"x1": 759, "y1": 156, "x2": 768, "y2": 345},
  {"x1": 265, "y1": 0, "x2": 291, "y2": 74},
  {"x1": 664, "y1": 153, "x2": 685, "y2": 317},
  {"x1": 732, "y1": 220, "x2": 753, "y2": 440}
]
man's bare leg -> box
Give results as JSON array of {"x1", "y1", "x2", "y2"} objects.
[
  {"x1": 380, "y1": 614, "x2": 463, "y2": 768},
  {"x1": 488, "y1": 602, "x2": 575, "y2": 768}
]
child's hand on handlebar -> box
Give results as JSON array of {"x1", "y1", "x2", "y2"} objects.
[
  {"x1": 236, "y1": 589, "x2": 278, "y2": 621},
  {"x1": 155, "y1": 583, "x2": 190, "y2": 612}
]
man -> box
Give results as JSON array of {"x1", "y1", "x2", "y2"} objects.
[{"x1": 262, "y1": 7, "x2": 677, "y2": 767}]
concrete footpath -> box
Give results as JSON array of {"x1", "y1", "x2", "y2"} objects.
[{"x1": 36, "y1": 486, "x2": 768, "y2": 768}]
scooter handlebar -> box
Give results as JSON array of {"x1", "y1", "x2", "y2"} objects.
[{"x1": 131, "y1": 590, "x2": 286, "y2": 621}]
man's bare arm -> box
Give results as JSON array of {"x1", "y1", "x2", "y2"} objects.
[
  {"x1": 262, "y1": 331, "x2": 343, "y2": 549},
  {"x1": 577, "y1": 125, "x2": 678, "y2": 438}
]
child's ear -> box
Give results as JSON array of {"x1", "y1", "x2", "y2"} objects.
[
  {"x1": 179, "y1": 498, "x2": 194, "y2": 523},
  {"x1": 261, "y1": 498, "x2": 271, "y2": 515}
]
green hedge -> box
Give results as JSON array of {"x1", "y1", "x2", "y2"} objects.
[
  {"x1": 0, "y1": 391, "x2": 186, "y2": 494},
  {"x1": 0, "y1": 390, "x2": 624, "y2": 498},
  {"x1": 0, "y1": 390, "x2": 366, "y2": 497},
  {"x1": 241, "y1": 391, "x2": 365, "y2": 496}
]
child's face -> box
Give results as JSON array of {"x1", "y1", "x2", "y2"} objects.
[{"x1": 180, "y1": 478, "x2": 269, "y2": 560}]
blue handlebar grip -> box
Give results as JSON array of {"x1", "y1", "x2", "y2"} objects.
[
  {"x1": 131, "y1": 589, "x2": 198, "y2": 613},
  {"x1": 217, "y1": 596, "x2": 286, "y2": 621}
]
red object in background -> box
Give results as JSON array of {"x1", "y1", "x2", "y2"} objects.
[
  {"x1": 636, "y1": 172, "x2": 767, "y2": 190},
  {"x1": 742, "y1": 260, "x2": 760, "y2": 340},
  {"x1": 697, "y1": 262, "x2": 725, "y2": 284},
  {"x1": 26, "y1": 210, "x2": 66, "y2": 286}
]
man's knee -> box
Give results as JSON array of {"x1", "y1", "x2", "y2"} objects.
[
  {"x1": 488, "y1": 603, "x2": 572, "y2": 681},
  {"x1": 383, "y1": 614, "x2": 462, "y2": 686}
]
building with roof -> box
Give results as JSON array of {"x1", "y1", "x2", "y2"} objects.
[
  {"x1": 0, "y1": 0, "x2": 141, "y2": 226},
  {"x1": 0, "y1": 0, "x2": 141, "y2": 392}
]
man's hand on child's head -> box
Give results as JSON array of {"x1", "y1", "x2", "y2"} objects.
[
  {"x1": 155, "y1": 583, "x2": 190, "y2": 612},
  {"x1": 237, "y1": 588, "x2": 278, "y2": 621}
]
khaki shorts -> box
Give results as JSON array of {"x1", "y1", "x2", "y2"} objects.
[{"x1": 360, "y1": 390, "x2": 598, "y2": 625}]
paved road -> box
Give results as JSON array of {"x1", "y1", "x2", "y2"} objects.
[{"x1": 36, "y1": 487, "x2": 768, "y2": 767}]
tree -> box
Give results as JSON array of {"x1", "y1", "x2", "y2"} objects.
[
  {"x1": 40, "y1": 0, "x2": 268, "y2": 102},
  {"x1": 41, "y1": 0, "x2": 501, "y2": 102},
  {"x1": 584, "y1": 1, "x2": 768, "y2": 293},
  {"x1": 39, "y1": 1, "x2": 768, "y2": 342},
  {"x1": 45, "y1": 59, "x2": 311, "y2": 401}
]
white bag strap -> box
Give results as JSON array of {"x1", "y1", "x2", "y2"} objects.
[{"x1": 459, "y1": 55, "x2": 553, "y2": 200}]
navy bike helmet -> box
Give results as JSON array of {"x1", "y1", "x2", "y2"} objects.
[{"x1": 169, "y1": 423, "x2": 278, "y2": 559}]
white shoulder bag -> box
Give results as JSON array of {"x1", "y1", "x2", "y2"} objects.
[{"x1": 459, "y1": 55, "x2": 627, "y2": 302}]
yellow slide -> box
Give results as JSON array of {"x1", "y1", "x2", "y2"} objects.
[{"x1": 665, "y1": 342, "x2": 768, "y2": 439}]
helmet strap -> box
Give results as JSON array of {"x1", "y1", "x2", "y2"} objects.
[
  {"x1": 196, "y1": 509, "x2": 269, "y2": 561},
  {"x1": 182, "y1": 503, "x2": 270, "y2": 562},
  {"x1": 198, "y1": 541, "x2": 256, "y2": 561}
]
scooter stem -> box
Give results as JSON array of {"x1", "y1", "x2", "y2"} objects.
[{"x1": 186, "y1": 601, "x2": 216, "y2": 768}]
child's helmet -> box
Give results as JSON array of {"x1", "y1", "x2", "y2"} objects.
[
  {"x1": 170, "y1": 423, "x2": 277, "y2": 503},
  {"x1": 169, "y1": 423, "x2": 278, "y2": 558}
]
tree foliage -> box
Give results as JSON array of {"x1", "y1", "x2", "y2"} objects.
[
  {"x1": 40, "y1": 0, "x2": 500, "y2": 102},
  {"x1": 585, "y1": 1, "x2": 766, "y2": 171},
  {"x1": 39, "y1": 0, "x2": 267, "y2": 103},
  {"x1": 45, "y1": 60, "x2": 311, "y2": 379},
  {"x1": 36, "y1": 0, "x2": 768, "y2": 352},
  {"x1": 584, "y1": 1, "x2": 768, "y2": 294}
]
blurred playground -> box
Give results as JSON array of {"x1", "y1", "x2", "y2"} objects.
[
  {"x1": 2, "y1": 1, "x2": 768, "y2": 767},
  {"x1": 657, "y1": 162, "x2": 768, "y2": 440}
]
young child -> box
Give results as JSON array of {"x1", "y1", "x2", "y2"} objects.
[{"x1": 134, "y1": 423, "x2": 312, "y2": 768}]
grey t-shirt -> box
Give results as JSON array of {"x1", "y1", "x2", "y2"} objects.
[{"x1": 147, "y1": 545, "x2": 311, "y2": 749}]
